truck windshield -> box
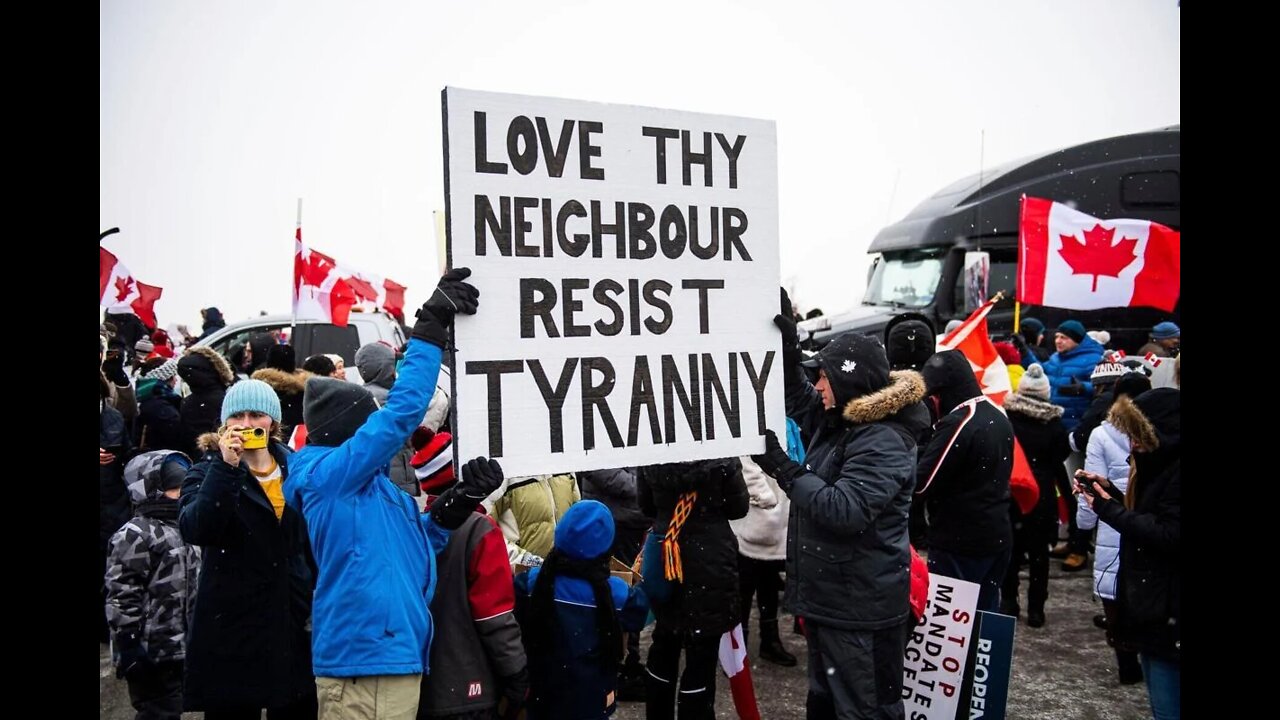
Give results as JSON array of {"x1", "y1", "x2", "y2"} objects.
[{"x1": 862, "y1": 248, "x2": 946, "y2": 308}]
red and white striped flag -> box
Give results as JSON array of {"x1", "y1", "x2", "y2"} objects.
[
  {"x1": 288, "y1": 423, "x2": 308, "y2": 451},
  {"x1": 939, "y1": 297, "x2": 1040, "y2": 514},
  {"x1": 1018, "y1": 196, "x2": 1180, "y2": 312},
  {"x1": 938, "y1": 296, "x2": 1010, "y2": 406},
  {"x1": 718, "y1": 624, "x2": 761, "y2": 720},
  {"x1": 293, "y1": 224, "x2": 357, "y2": 327},
  {"x1": 100, "y1": 247, "x2": 163, "y2": 329},
  {"x1": 341, "y1": 267, "x2": 407, "y2": 319}
]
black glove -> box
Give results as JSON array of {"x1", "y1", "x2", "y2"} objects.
[
  {"x1": 102, "y1": 350, "x2": 129, "y2": 386},
  {"x1": 497, "y1": 666, "x2": 530, "y2": 720},
  {"x1": 114, "y1": 633, "x2": 150, "y2": 680},
  {"x1": 1059, "y1": 380, "x2": 1086, "y2": 396},
  {"x1": 751, "y1": 429, "x2": 804, "y2": 493},
  {"x1": 430, "y1": 457, "x2": 504, "y2": 530},
  {"x1": 775, "y1": 288, "x2": 803, "y2": 385},
  {"x1": 412, "y1": 267, "x2": 480, "y2": 348}
]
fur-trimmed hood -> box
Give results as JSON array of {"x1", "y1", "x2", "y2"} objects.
[
  {"x1": 251, "y1": 367, "x2": 311, "y2": 395},
  {"x1": 842, "y1": 370, "x2": 927, "y2": 425},
  {"x1": 196, "y1": 432, "x2": 223, "y2": 453},
  {"x1": 178, "y1": 346, "x2": 235, "y2": 390},
  {"x1": 1107, "y1": 389, "x2": 1179, "y2": 453},
  {"x1": 1002, "y1": 392, "x2": 1065, "y2": 422}
]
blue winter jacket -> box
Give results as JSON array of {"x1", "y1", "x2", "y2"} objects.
[
  {"x1": 284, "y1": 338, "x2": 451, "y2": 678},
  {"x1": 1041, "y1": 336, "x2": 1106, "y2": 431},
  {"x1": 514, "y1": 501, "x2": 650, "y2": 720}
]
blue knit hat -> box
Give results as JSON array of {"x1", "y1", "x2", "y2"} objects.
[
  {"x1": 1151, "y1": 321, "x2": 1180, "y2": 340},
  {"x1": 221, "y1": 379, "x2": 282, "y2": 424},
  {"x1": 554, "y1": 500, "x2": 616, "y2": 561},
  {"x1": 1055, "y1": 320, "x2": 1086, "y2": 344}
]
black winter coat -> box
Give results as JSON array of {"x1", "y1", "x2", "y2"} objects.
[
  {"x1": 784, "y1": 366, "x2": 929, "y2": 630},
  {"x1": 178, "y1": 349, "x2": 232, "y2": 460},
  {"x1": 1003, "y1": 394, "x2": 1072, "y2": 519},
  {"x1": 582, "y1": 467, "x2": 649, "y2": 563},
  {"x1": 916, "y1": 351, "x2": 1013, "y2": 555},
  {"x1": 100, "y1": 401, "x2": 133, "y2": 544},
  {"x1": 1095, "y1": 389, "x2": 1180, "y2": 660},
  {"x1": 638, "y1": 458, "x2": 748, "y2": 638},
  {"x1": 178, "y1": 441, "x2": 316, "y2": 711},
  {"x1": 135, "y1": 380, "x2": 185, "y2": 453}
]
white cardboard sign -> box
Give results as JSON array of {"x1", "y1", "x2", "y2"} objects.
[
  {"x1": 902, "y1": 574, "x2": 982, "y2": 720},
  {"x1": 443, "y1": 87, "x2": 782, "y2": 477}
]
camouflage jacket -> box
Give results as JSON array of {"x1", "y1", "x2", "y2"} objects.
[{"x1": 105, "y1": 497, "x2": 201, "y2": 663}]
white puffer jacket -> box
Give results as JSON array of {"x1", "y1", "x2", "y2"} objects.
[
  {"x1": 1076, "y1": 421, "x2": 1130, "y2": 600},
  {"x1": 730, "y1": 456, "x2": 790, "y2": 561}
]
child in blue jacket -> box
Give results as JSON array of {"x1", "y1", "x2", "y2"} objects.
[{"x1": 515, "y1": 500, "x2": 649, "y2": 720}]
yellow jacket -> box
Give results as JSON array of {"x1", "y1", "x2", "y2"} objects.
[{"x1": 483, "y1": 473, "x2": 580, "y2": 564}]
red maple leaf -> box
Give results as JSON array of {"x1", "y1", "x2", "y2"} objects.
[
  {"x1": 295, "y1": 250, "x2": 337, "y2": 292},
  {"x1": 346, "y1": 274, "x2": 379, "y2": 303},
  {"x1": 1058, "y1": 224, "x2": 1138, "y2": 291},
  {"x1": 114, "y1": 274, "x2": 135, "y2": 302}
]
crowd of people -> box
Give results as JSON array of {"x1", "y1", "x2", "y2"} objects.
[{"x1": 99, "y1": 273, "x2": 1180, "y2": 720}]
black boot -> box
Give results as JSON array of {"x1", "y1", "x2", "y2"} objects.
[
  {"x1": 999, "y1": 597, "x2": 1021, "y2": 618},
  {"x1": 1027, "y1": 607, "x2": 1046, "y2": 628},
  {"x1": 645, "y1": 664, "x2": 677, "y2": 720},
  {"x1": 807, "y1": 690, "x2": 836, "y2": 720},
  {"x1": 618, "y1": 653, "x2": 647, "y2": 702},
  {"x1": 1117, "y1": 650, "x2": 1143, "y2": 685},
  {"x1": 758, "y1": 619, "x2": 798, "y2": 667}
]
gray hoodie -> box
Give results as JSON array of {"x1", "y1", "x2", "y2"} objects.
[{"x1": 354, "y1": 342, "x2": 397, "y2": 404}]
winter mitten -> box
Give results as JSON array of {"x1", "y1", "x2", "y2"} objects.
[
  {"x1": 1059, "y1": 380, "x2": 1086, "y2": 396},
  {"x1": 498, "y1": 666, "x2": 531, "y2": 720},
  {"x1": 752, "y1": 429, "x2": 803, "y2": 493},
  {"x1": 102, "y1": 351, "x2": 130, "y2": 386},
  {"x1": 430, "y1": 457, "x2": 504, "y2": 530},
  {"x1": 412, "y1": 267, "x2": 480, "y2": 348}
]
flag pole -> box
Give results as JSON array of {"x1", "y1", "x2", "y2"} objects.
[
  {"x1": 291, "y1": 198, "x2": 302, "y2": 341},
  {"x1": 1013, "y1": 300, "x2": 1021, "y2": 333}
]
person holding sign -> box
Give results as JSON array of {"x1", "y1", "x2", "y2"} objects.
[
  {"x1": 284, "y1": 268, "x2": 507, "y2": 720},
  {"x1": 752, "y1": 290, "x2": 930, "y2": 720}
]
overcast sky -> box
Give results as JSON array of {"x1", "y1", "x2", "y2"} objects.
[{"x1": 100, "y1": 0, "x2": 1179, "y2": 331}]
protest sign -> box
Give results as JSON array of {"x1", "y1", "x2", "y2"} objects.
[
  {"x1": 443, "y1": 88, "x2": 781, "y2": 476},
  {"x1": 902, "y1": 575, "x2": 981, "y2": 720}
]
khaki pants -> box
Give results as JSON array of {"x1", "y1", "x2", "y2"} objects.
[{"x1": 316, "y1": 674, "x2": 421, "y2": 720}]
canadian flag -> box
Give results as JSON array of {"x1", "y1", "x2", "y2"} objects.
[
  {"x1": 939, "y1": 297, "x2": 1039, "y2": 514},
  {"x1": 100, "y1": 247, "x2": 163, "y2": 329},
  {"x1": 340, "y1": 267, "x2": 407, "y2": 319},
  {"x1": 1018, "y1": 196, "x2": 1180, "y2": 312},
  {"x1": 938, "y1": 296, "x2": 1011, "y2": 406},
  {"x1": 718, "y1": 624, "x2": 761, "y2": 720},
  {"x1": 288, "y1": 423, "x2": 308, "y2": 451},
  {"x1": 293, "y1": 225, "x2": 358, "y2": 327}
]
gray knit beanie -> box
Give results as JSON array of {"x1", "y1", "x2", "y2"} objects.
[{"x1": 304, "y1": 377, "x2": 379, "y2": 446}]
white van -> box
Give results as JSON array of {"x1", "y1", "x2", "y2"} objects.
[{"x1": 190, "y1": 310, "x2": 407, "y2": 386}]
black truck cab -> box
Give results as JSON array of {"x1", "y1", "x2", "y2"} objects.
[{"x1": 806, "y1": 126, "x2": 1180, "y2": 353}]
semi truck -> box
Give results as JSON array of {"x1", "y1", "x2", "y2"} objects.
[{"x1": 803, "y1": 125, "x2": 1180, "y2": 353}]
